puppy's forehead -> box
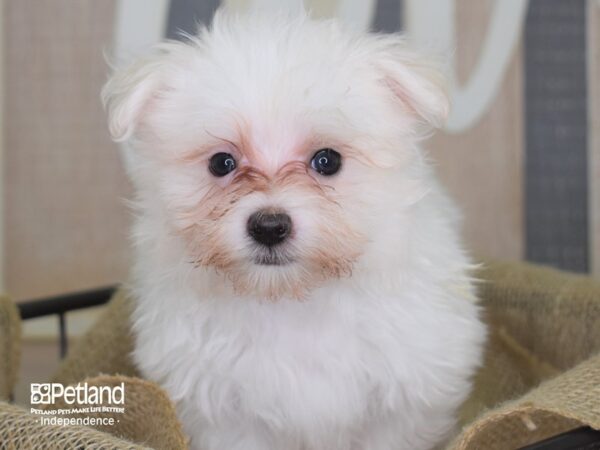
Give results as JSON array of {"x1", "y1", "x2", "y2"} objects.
[
  {"x1": 196, "y1": 22, "x2": 358, "y2": 122},
  {"x1": 236, "y1": 117, "x2": 311, "y2": 172},
  {"x1": 208, "y1": 69, "x2": 355, "y2": 173},
  {"x1": 170, "y1": 17, "x2": 377, "y2": 169},
  {"x1": 206, "y1": 75, "x2": 345, "y2": 171}
]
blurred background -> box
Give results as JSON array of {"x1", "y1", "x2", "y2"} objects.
[{"x1": 1, "y1": 0, "x2": 599, "y2": 396}]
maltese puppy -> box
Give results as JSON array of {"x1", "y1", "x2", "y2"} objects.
[{"x1": 103, "y1": 9, "x2": 485, "y2": 450}]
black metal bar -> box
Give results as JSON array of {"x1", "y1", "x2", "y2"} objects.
[
  {"x1": 17, "y1": 286, "x2": 117, "y2": 320},
  {"x1": 58, "y1": 312, "x2": 67, "y2": 359},
  {"x1": 9, "y1": 286, "x2": 116, "y2": 403},
  {"x1": 518, "y1": 426, "x2": 600, "y2": 449}
]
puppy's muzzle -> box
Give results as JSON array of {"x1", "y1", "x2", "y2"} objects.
[{"x1": 247, "y1": 210, "x2": 292, "y2": 247}]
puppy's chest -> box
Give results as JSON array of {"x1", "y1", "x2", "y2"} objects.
[{"x1": 141, "y1": 300, "x2": 397, "y2": 423}]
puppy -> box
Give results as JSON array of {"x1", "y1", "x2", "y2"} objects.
[{"x1": 103, "y1": 9, "x2": 485, "y2": 450}]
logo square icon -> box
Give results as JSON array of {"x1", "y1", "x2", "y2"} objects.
[{"x1": 30, "y1": 383, "x2": 51, "y2": 404}]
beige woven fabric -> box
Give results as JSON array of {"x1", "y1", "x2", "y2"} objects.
[
  {"x1": 0, "y1": 401, "x2": 148, "y2": 449},
  {"x1": 477, "y1": 261, "x2": 600, "y2": 370},
  {"x1": 457, "y1": 325, "x2": 559, "y2": 426},
  {"x1": 0, "y1": 294, "x2": 21, "y2": 401},
  {"x1": 448, "y1": 352, "x2": 600, "y2": 449},
  {"x1": 43, "y1": 375, "x2": 189, "y2": 449},
  {"x1": 448, "y1": 261, "x2": 600, "y2": 448}
]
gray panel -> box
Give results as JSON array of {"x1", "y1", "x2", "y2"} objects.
[
  {"x1": 372, "y1": 0, "x2": 402, "y2": 33},
  {"x1": 166, "y1": 0, "x2": 221, "y2": 40},
  {"x1": 167, "y1": 0, "x2": 403, "y2": 38},
  {"x1": 524, "y1": 0, "x2": 589, "y2": 272}
]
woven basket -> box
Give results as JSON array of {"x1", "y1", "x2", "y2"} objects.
[{"x1": 0, "y1": 260, "x2": 598, "y2": 449}]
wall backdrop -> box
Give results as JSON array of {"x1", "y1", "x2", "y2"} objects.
[{"x1": 3, "y1": 0, "x2": 600, "y2": 301}]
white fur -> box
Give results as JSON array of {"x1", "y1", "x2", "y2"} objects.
[{"x1": 103, "y1": 9, "x2": 485, "y2": 450}]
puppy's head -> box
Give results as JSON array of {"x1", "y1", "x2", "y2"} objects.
[{"x1": 103, "y1": 10, "x2": 448, "y2": 300}]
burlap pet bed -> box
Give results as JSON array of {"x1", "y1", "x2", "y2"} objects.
[
  {"x1": 0, "y1": 294, "x2": 20, "y2": 402},
  {"x1": 0, "y1": 260, "x2": 598, "y2": 449}
]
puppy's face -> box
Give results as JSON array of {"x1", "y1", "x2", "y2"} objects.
[{"x1": 103, "y1": 12, "x2": 448, "y2": 299}]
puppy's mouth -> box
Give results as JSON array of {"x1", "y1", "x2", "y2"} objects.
[{"x1": 252, "y1": 249, "x2": 295, "y2": 266}]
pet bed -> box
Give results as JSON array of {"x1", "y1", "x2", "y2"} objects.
[{"x1": 0, "y1": 260, "x2": 598, "y2": 449}]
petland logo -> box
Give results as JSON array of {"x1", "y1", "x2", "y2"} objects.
[{"x1": 31, "y1": 382, "x2": 125, "y2": 405}]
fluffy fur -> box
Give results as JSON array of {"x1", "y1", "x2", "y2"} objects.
[{"x1": 103, "y1": 9, "x2": 485, "y2": 450}]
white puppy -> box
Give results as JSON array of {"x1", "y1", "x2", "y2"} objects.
[{"x1": 103, "y1": 9, "x2": 485, "y2": 450}]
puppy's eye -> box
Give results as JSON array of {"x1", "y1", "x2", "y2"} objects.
[
  {"x1": 310, "y1": 148, "x2": 342, "y2": 176},
  {"x1": 209, "y1": 152, "x2": 237, "y2": 177}
]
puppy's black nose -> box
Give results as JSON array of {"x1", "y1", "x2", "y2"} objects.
[{"x1": 247, "y1": 210, "x2": 292, "y2": 247}]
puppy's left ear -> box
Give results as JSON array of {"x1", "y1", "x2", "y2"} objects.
[{"x1": 374, "y1": 37, "x2": 450, "y2": 128}]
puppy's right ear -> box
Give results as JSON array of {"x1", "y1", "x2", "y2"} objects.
[
  {"x1": 101, "y1": 56, "x2": 165, "y2": 142},
  {"x1": 372, "y1": 36, "x2": 449, "y2": 129}
]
